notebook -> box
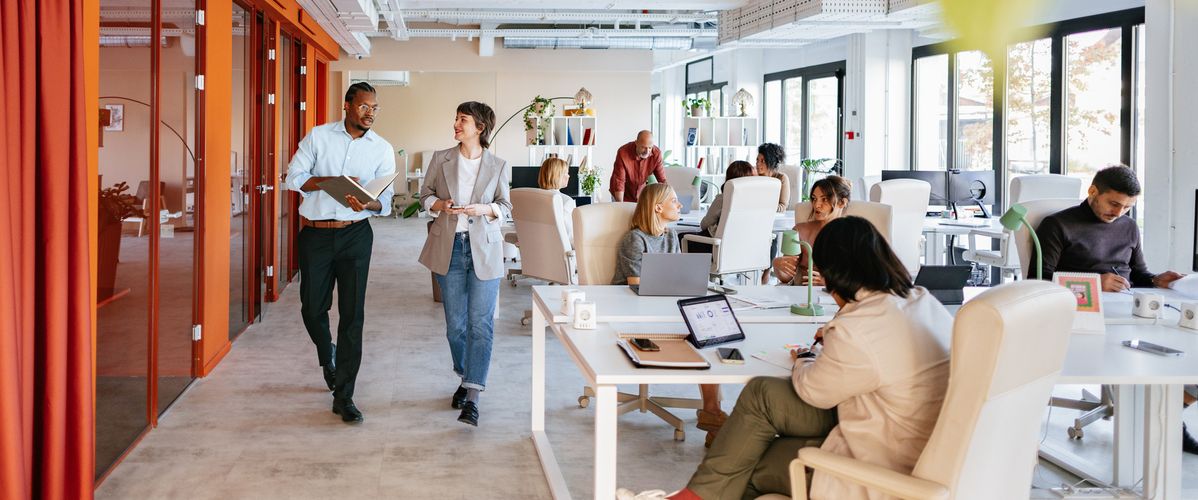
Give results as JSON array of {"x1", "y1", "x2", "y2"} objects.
[
  {"x1": 616, "y1": 332, "x2": 710, "y2": 369},
  {"x1": 316, "y1": 171, "x2": 402, "y2": 209}
]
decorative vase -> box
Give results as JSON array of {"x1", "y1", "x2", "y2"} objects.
[{"x1": 691, "y1": 106, "x2": 706, "y2": 118}]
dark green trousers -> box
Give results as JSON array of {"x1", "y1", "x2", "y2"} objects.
[
  {"x1": 687, "y1": 377, "x2": 838, "y2": 500},
  {"x1": 297, "y1": 220, "x2": 373, "y2": 400}
]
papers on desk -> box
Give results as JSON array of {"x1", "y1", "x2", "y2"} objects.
[
  {"x1": 1169, "y1": 274, "x2": 1198, "y2": 300},
  {"x1": 728, "y1": 294, "x2": 791, "y2": 310},
  {"x1": 751, "y1": 346, "x2": 805, "y2": 370}
]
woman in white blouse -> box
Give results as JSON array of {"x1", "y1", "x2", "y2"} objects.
[
  {"x1": 536, "y1": 157, "x2": 575, "y2": 242},
  {"x1": 621, "y1": 216, "x2": 954, "y2": 500}
]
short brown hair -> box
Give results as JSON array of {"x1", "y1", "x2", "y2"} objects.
[
  {"x1": 538, "y1": 158, "x2": 568, "y2": 190},
  {"x1": 631, "y1": 184, "x2": 675, "y2": 237},
  {"x1": 724, "y1": 161, "x2": 755, "y2": 184},
  {"x1": 1092, "y1": 164, "x2": 1141, "y2": 196},
  {"x1": 810, "y1": 175, "x2": 852, "y2": 204},
  {"x1": 455, "y1": 101, "x2": 496, "y2": 149}
]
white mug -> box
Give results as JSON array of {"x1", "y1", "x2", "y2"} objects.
[
  {"x1": 1179, "y1": 302, "x2": 1198, "y2": 330},
  {"x1": 561, "y1": 289, "x2": 586, "y2": 316},
  {"x1": 573, "y1": 301, "x2": 597, "y2": 330},
  {"x1": 1133, "y1": 292, "x2": 1164, "y2": 319}
]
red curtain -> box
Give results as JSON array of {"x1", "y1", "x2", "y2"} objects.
[{"x1": 1, "y1": 0, "x2": 96, "y2": 498}]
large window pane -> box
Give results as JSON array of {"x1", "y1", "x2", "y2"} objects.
[
  {"x1": 230, "y1": 4, "x2": 251, "y2": 338},
  {"x1": 783, "y1": 77, "x2": 802, "y2": 156},
  {"x1": 955, "y1": 51, "x2": 993, "y2": 171},
  {"x1": 1005, "y1": 38, "x2": 1052, "y2": 179},
  {"x1": 650, "y1": 95, "x2": 661, "y2": 141},
  {"x1": 1064, "y1": 28, "x2": 1122, "y2": 186},
  {"x1": 764, "y1": 80, "x2": 781, "y2": 144},
  {"x1": 806, "y1": 76, "x2": 839, "y2": 160},
  {"x1": 1134, "y1": 24, "x2": 1146, "y2": 226},
  {"x1": 914, "y1": 54, "x2": 949, "y2": 170}
]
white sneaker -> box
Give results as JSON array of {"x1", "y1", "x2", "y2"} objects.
[{"x1": 615, "y1": 488, "x2": 669, "y2": 500}]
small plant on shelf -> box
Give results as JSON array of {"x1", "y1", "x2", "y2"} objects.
[
  {"x1": 523, "y1": 95, "x2": 555, "y2": 145},
  {"x1": 683, "y1": 97, "x2": 711, "y2": 117},
  {"x1": 662, "y1": 150, "x2": 683, "y2": 169},
  {"x1": 579, "y1": 159, "x2": 602, "y2": 196}
]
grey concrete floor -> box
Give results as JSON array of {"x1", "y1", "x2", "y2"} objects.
[{"x1": 95, "y1": 216, "x2": 1198, "y2": 499}]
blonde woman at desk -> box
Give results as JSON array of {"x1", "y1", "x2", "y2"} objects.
[
  {"x1": 772, "y1": 175, "x2": 852, "y2": 285},
  {"x1": 537, "y1": 157, "x2": 576, "y2": 242},
  {"x1": 610, "y1": 184, "x2": 726, "y2": 446}
]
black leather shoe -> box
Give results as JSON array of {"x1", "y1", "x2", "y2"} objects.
[
  {"x1": 458, "y1": 401, "x2": 479, "y2": 427},
  {"x1": 322, "y1": 365, "x2": 336, "y2": 392},
  {"x1": 332, "y1": 398, "x2": 364, "y2": 423},
  {"x1": 1183, "y1": 424, "x2": 1198, "y2": 455},
  {"x1": 451, "y1": 386, "x2": 468, "y2": 409}
]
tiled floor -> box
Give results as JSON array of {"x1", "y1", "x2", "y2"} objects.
[{"x1": 95, "y1": 216, "x2": 1198, "y2": 499}]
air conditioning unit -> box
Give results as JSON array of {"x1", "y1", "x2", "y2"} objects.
[{"x1": 349, "y1": 70, "x2": 410, "y2": 87}]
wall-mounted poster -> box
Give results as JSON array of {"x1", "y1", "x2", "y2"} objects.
[{"x1": 103, "y1": 104, "x2": 123, "y2": 131}]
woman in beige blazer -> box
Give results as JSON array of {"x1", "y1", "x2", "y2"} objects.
[
  {"x1": 418, "y1": 101, "x2": 512, "y2": 427},
  {"x1": 623, "y1": 216, "x2": 953, "y2": 500}
]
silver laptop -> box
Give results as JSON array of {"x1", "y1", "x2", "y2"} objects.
[{"x1": 630, "y1": 253, "x2": 711, "y2": 296}]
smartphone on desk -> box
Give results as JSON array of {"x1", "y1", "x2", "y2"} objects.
[
  {"x1": 630, "y1": 338, "x2": 660, "y2": 352},
  {"x1": 717, "y1": 347, "x2": 744, "y2": 364},
  {"x1": 1122, "y1": 339, "x2": 1184, "y2": 356}
]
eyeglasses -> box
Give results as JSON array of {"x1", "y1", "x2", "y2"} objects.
[{"x1": 357, "y1": 104, "x2": 381, "y2": 114}]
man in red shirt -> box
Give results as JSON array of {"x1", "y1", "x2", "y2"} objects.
[{"x1": 609, "y1": 130, "x2": 666, "y2": 202}]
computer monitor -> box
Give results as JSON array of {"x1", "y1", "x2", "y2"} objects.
[
  {"x1": 879, "y1": 170, "x2": 949, "y2": 205},
  {"x1": 510, "y1": 165, "x2": 580, "y2": 196},
  {"x1": 947, "y1": 170, "x2": 996, "y2": 217}
]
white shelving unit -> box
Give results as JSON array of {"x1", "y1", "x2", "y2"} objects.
[
  {"x1": 681, "y1": 116, "x2": 759, "y2": 182},
  {"x1": 526, "y1": 115, "x2": 597, "y2": 167}
]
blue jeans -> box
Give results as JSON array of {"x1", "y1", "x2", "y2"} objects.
[{"x1": 434, "y1": 233, "x2": 500, "y2": 391}]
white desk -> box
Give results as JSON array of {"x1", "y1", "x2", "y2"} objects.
[
  {"x1": 528, "y1": 285, "x2": 833, "y2": 500},
  {"x1": 922, "y1": 217, "x2": 1004, "y2": 266},
  {"x1": 672, "y1": 210, "x2": 795, "y2": 234}
]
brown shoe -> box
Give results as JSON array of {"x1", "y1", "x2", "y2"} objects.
[{"x1": 696, "y1": 409, "x2": 727, "y2": 433}]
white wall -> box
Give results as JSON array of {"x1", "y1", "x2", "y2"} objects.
[
  {"x1": 1144, "y1": 0, "x2": 1197, "y2": 273},
  {"x1": 329, "y1": 39, "x2": 652, "y2": 194}
]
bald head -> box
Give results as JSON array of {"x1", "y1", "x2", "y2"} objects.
[{"x1": 635, "y1": 130, "x2": 654, "y2": 158}]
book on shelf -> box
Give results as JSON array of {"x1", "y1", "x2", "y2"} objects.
[
  {"x1": 579, "y1": 155, "x2": 590, "y2": 171},
  {"x1": 696, "y1": 157, "x2": 704, "y2": 172},
  {"x1": 566, "y1": 154, "x2": 574, "y2": 166},
  {"x1": 686, "y1": 127, "x2": 697, "y2": 146},
  {"x1": 582, "y1": 128, "x2": 593, "y2": 146},
  {"x1": 567, "y1": 126, "x2": 574, "y2": 146}
]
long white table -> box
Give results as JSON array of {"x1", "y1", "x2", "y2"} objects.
[
  {"x1": 531, "y1": 285, "x2": 1198, "y2": 500},
  {"x1": 922, "y1": 217, "x2": 1005, "y2": 266},
  {"x1": 528, "y1": 285, "x2": 833, "y2": 500}
]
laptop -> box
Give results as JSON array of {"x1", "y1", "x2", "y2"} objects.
[
  {"x1": 914, "y1": 265, "x2": 973, "y2": 305},
  {"x1": 629, "y1": 253, "x2": 711, "y2": 297},
  {"x1": 677, "y1": 294, "x2": 747, "y2": 348}
]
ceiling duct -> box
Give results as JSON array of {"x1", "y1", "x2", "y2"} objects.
[
  {"x1": 297, "y1": 0, "x2": 373, "y2": 56},
  {"x1": 503, "y1": 36, "x2": 715, "y2": 50},
  {"x1": 349, "y1": 70, "x2": 410, "y2": 86},
  {"x1": 719, "y1": 0, "x2": 939, "y2": 47}
]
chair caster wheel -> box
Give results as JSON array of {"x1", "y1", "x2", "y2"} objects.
[
  {"x1": 674, "y1": 429, "x2": 685, "y2": 441},
  {"x1": 578, "y1": 396, "x2": 590, "y2": 408},
  {"x1": 1067, "y1": 427, "x2": 1083, "y2": 440}
]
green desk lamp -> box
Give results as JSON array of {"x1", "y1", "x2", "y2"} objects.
[
  {"x1": 781, "y1": 229, "x2": 824, "y2": 316},
  {"x1": 646, "y1": 175, "x2": 657, "y2": 185},
  {"x1": 1000, "y1": 203, "x2": 1041, "y2": 280}
]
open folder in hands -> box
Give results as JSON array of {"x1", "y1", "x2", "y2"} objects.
[{"x1": 317, "y1": 171, "x2": 402, "y2": 209}]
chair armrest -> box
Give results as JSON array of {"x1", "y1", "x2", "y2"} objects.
[
  {"x1": 967, "y1": 228, "x2": 1006, "y2": 239},
  {"x1": 791, "y1": 448, "x2": 949, "y2": 500},
  {"x1": 680, "y1": 234, "x2": 720, "y2": 246},
  {"x1": 564, "y1": 250, "x2": 578, "y2": 285}
]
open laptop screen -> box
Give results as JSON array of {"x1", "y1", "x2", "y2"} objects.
[{"x1": 677, "y1": 295, "x2": 746, "y2": 348}]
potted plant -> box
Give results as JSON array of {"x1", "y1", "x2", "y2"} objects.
[
  {"x1": 524, "y1": 95, "x2": 555, "y2": 145},
  {"x1": 798, "y1": 158, "x2": 842, "y2": 202},
  {"x1": 579, "y1": 159, "x2": 602, "y2": 197},
  {"x1": 683, "y1": 97, "x2": 711, "y2": 118},
  {"x1": 97, "y1": 182, "x2": 140, "y2": 300},
  {"x1": 662, "y1": 150, "x2": 683, "y2": 169}
]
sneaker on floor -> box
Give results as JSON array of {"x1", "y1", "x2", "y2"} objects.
[
  {"x1": 1183, "y1": 423, "x2": 1198, "y2": 455},
  {"x1": 615, "y1": 488, "x2": 668, "y2": 500}
]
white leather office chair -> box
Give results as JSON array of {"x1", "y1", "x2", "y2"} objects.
[
  {"x1": 682, "y1": 177, "x2": 781, "y2": 284},
  {"x1": 780, "y1": 164, "x2": 803, "y2": 210},
  {"x1": 1009, "y1": 197, "x2": 1109, "y2": 438},
  {"x1": 664, "y1": 166, "x2": 702, "y2": 211},
  {"x1": 870, "y1": 179, "x2": 931, "y2": 275},
  {"x1": 1009, "y1": 174, "x2": 1084, "y2": 204},
  {"x1": 771, "y1": 281, "x2": 1076, "y2": 500},
  {"x1": 853, "y1": 175, "x2": 881, "y2": 203},
  {"x1": 791, "y1": 201, "x2": 893, "y2": 243},
  {"x1": 572, "y1": 202, "x2": 699, "y2": 440},
  {"x1": 509, "y1": 188, "x2": 577, "y2": 324}
]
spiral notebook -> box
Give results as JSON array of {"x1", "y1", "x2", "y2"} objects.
[{"x1": 616, "y1": 332, "x2": 709, "y2": 369}]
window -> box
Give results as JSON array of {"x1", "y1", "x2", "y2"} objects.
[
  {"x1": 913, "y1": 54, "x2": 948, "y2": 170},
  {"x1": 764, "y1": 61, "x2": 845, "y2": 163},
  {"x1": 686, "y1": 57, "x2": 726, "y2": 117},
  {"x1": 911, "y1": 8, "x2": 1145, "y2": 209},
  {"x1": 650, "y1": 94, "x2": 661, "y2": 140}
]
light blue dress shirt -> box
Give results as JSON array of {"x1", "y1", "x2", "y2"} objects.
[{"x1": 286, "y1": 120, "x2": 397, "y2": 220}]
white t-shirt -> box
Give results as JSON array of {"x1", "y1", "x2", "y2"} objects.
[{"x1": 454, "y1": 153, "x2": 483, "y2": 233}]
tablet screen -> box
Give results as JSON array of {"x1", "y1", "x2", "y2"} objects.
[{"x1": 678, "y1": 296, "x2": 745, "y2": 347}]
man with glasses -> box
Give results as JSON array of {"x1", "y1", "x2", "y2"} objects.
[
  {"x1": 609, "y1": 130, "x2": 666, "y2": 202},
  {"x1": 286, "y1": 81, "x2": 395, "y2": 423}
]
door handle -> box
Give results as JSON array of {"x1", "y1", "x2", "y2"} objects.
[{"x1": 256, "y1": 185, "x2": 274, "y2": 193}]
